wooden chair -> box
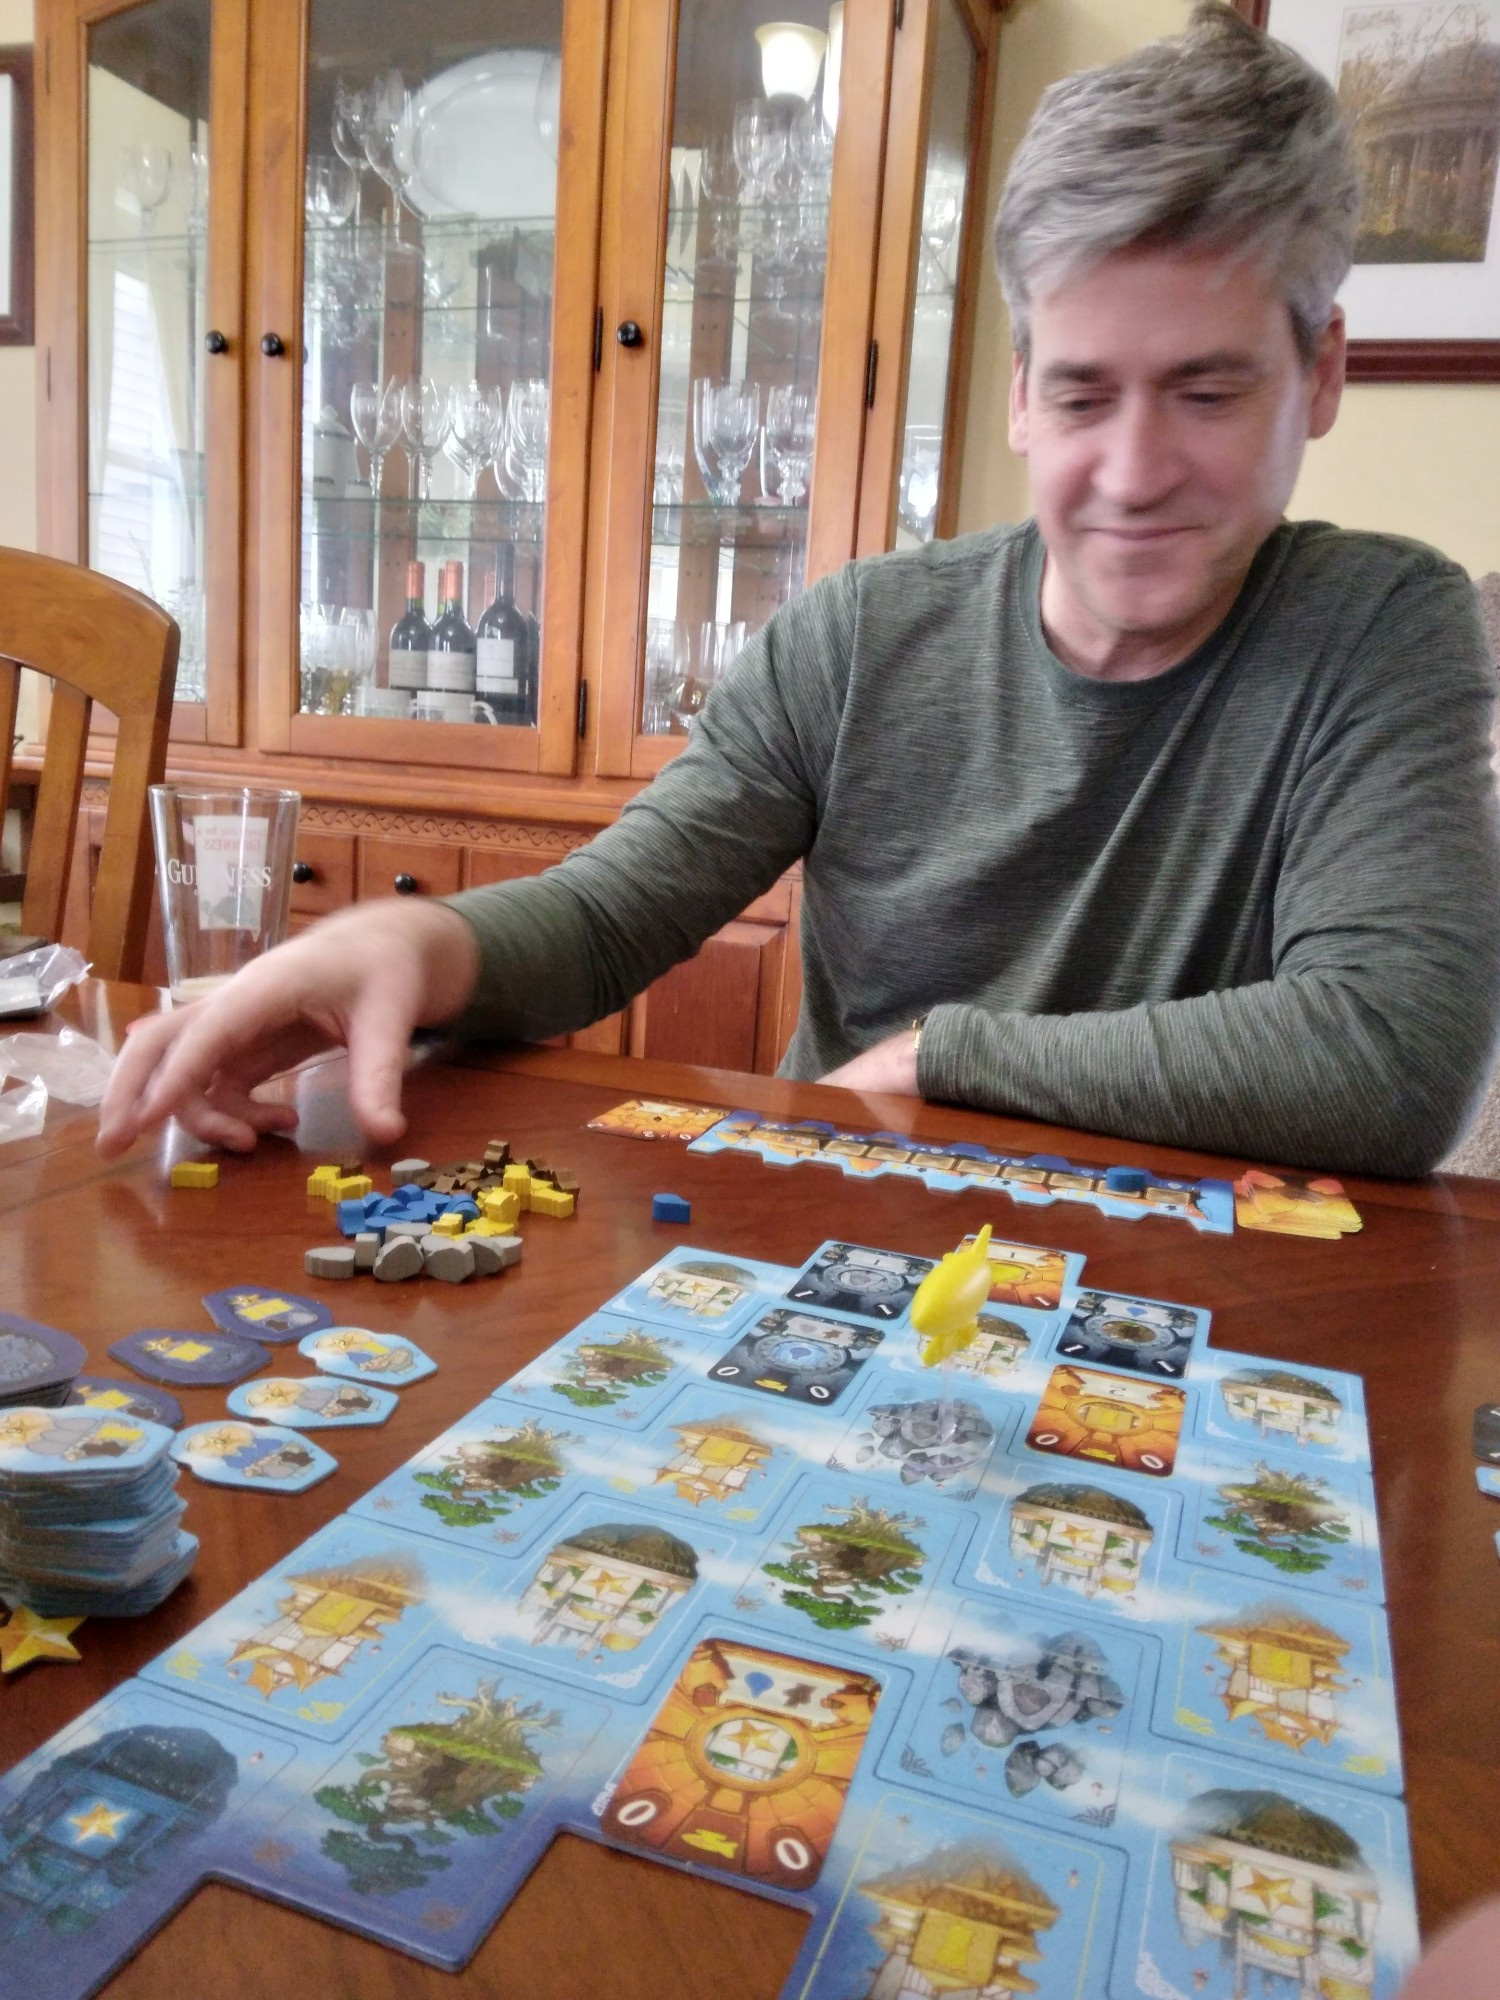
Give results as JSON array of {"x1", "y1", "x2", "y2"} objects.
[{"x1": 0, "y1": 549, "x2": 178, "y2": 981}]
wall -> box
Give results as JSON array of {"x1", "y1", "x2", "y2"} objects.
[
  {"x1": 956, "y1": 0, "x2": 1500, "y2": 581},
  {"x1": 0, "y1": 0, "x2": 36, "y2": 745}
]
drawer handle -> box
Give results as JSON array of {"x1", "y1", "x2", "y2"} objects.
[
  {"x1": 393, "y1": 873, "x2": 419, "y2": 895},
  {"x1": 291, "y1": 861, "x2": 315, "y2": 885}
]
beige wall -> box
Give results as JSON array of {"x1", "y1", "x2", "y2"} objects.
[
  {"x1": 1, "y1": 0, "x2": 36, "y2": 743},
  {"x1": 956, "y1": 0, "x2": 1500, "y2": 581}
]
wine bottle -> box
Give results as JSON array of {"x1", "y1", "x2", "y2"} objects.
[
  {"x1": 475, "y1": 544, "x2": 531, "y2": 724},
  {"x1": 428, "y1": 560, "x2": 476, "y2": 697},
  {"x1": 387, "y1": 561, "x2": 430, "y2": 694}
]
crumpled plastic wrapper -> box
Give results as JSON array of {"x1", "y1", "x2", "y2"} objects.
[
  {"x1": 0, "y1": 944, "x2": 91, "y2": 1020},
  {"x1": 0, "y1": 1074, "x2": 47, "y2": 1143},
  {"x1": 0, "y1": 1025, "x2": 116, "y2": 1107}
]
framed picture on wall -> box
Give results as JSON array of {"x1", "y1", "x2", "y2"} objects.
[
  {"x1": 1234, "y1": 0, "x2": 1500, "y2": 380},
  {"x1": 0, "y1": 48, "x2": 33, "y2": 347}
]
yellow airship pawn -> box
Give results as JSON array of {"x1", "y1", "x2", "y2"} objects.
[{"x1": 911, "y1": 1224, "x2": 994, "y2": 1368}]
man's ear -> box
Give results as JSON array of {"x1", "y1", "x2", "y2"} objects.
[
  {"x1": 1308, "y1": 307, "x2": 1346, "y2": 441},
  {"x1": 1008, "y1": 348, "x2": 1030, "y2": 456}
]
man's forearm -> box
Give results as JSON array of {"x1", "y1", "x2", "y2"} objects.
[{"x1": 917, "y1": 971, "x2": 1494, "y2": 1176}]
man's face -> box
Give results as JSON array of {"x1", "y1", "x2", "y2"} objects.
[{"x1": 1008, "y1": 245, "x2": 1345, "y2": 676}]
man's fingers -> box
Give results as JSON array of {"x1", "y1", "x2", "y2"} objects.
[
  {"x1": 97, "y1": 1009, "x2": 192, "y2": 1157},
  {"x1": 343, "y1": 969, "x2": 424, "y2": 1144}
]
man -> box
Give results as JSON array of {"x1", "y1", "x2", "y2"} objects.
[{"x1": 97, "y1": 2, "x2": 1500, "y2": 1175}]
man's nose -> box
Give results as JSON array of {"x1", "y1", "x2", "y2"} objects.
[{"x1": 1093, "y1": 396, "x2": 1182, "y2": 511}]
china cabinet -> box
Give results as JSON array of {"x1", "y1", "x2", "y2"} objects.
[{"x1": 34, "y1": 0, "x2": 1002, "y2": 1067}]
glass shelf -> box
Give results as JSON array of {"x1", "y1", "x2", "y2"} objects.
[{"x1": 650, "y1": 500, "x2": 808, "y2": 550}]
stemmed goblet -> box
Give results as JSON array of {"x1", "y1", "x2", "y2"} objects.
[
  {"x1": 349, "y1": 378, "x2": 404, "y2": 500},
  {"x1": 444, "y1": 381, "x2": 498, "y2": 500},
  {"x1": 123, "y1": 142, "x2": 172, "y2": 234},
  {"x1": 762, "y1": 385, "x2": 816, "y2": 506},
  {"x1": 400, "y1": 377, "x2": 450, "y2": 501},
  {"x1": 693, "y1": 378, "x2": 761, "y2": 509},
  {"x1": 508, "y1": 379, "x2": 550, "y2": 504}
]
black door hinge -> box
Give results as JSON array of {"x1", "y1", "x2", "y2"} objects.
[
  {"x1": 894, "y1": 0, "x2": 905, "y2": 26},
  {"x1": 593, "y1": 307, "x2": 604, "y2": 372},
  {"x1": 577, "y1": 679, "x2": 589, "y2": 738},
  {"x1": 864, "y1": 340, "x2": 879, "y2": 409}
]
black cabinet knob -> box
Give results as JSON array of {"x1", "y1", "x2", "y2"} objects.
[
  {"x1": 616, "y1": 320, "x2": 644, "y2": 349},
  {"x1": 260, "y1": 332, "x2": 286, "y2": 357},
  {"x1": 393, "y1": 873, "x2": 419, "y2": 895},
  {"x1": 204, "y1": 329, "x2": 229, "y2": 355},
  {"x1": 291, "y1": 860, "x2": 315, "y2": 884}
]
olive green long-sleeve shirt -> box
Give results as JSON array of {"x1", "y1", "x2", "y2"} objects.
[{"x1": 446, "y1": 519, "x2": 1500, "y2": 1175}]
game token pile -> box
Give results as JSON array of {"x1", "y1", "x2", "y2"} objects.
[
  {"x1": 0, "y1": 1312, "x2": 87, "y2": 1411},
  {"x1": 0, "y1": 1408, "x2": 196, "y2": 1617}
]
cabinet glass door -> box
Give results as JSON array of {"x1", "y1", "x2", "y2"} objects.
[
  {"x1": 296, "y1": 0, "x2": 563, "y2": 736},
  {"x1": 640, "y1": 1, "x2": 840, "y2": 739},
  {"x1": 86, "y1": 0, "x2": 215, "y2": 706},
  {"x1": 895, "y1": 0, "x2": 980, "y2": 547}
]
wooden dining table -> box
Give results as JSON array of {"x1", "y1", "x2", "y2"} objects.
[{"x1": 3, "y1": 978, "x2": 1500, "y2": 1999}]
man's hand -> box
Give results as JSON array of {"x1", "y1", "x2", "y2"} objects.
[
  {"x1": 96, "y1": 898, "x2": 480, "y2": 1160},
  {"x1": 819, "y1": 1028, "x2": 921, "y2": 1096}
]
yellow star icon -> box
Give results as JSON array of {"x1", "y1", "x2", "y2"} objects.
[
  {"x1": 0, "y1": 1607, "x2": 85, "y2": 1672},
  {"x1": 69, "y1": 1800, "x2": 130, "y2": 1843}
]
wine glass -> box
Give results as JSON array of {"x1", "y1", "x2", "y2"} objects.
[
  {"x1": 305, "y1": 154, "x2": 358, "y2": 229},
  {"x1": 692, "y1": 378, "x2": 761, "y2": 508},
  {"x1": 898, "y1": 426, "x2": 942, "y2": 541},
  {"x1": 790, "y1": 96, "x2": 834, "y2": 188},
  {"x1": 762, "y1": 384, "x2": 816, "y2": 505},
  {"x1": 642, "y1": 618, "x2": 683, "y2": 734},
  {"x1": 186, "y1": 138, "x2": 210, "y2": 236},
  {"x1": 349, "y1": 378, "x2": 403, "y2": 499},
  {"x1": 444, "y1": 381, "x2": 497, "y2": 499},
  {"x1": 400, "y1": 377, "x2": 450, "y2": 500},
  {"x1": 698, "y1": 133, "x2": 742, "y2": 264},
  {"x1": 533, "y1": 53, "x2": 562, "y2": 162},
  {"x1": 733, "y1": 98, "x2": 790, "y2": 207},
  {"x1": 123, "y1": 142, "x2": 172, "y2": 234},
  {"x1": 362, "y1": 70, "x2": 412, "y2": 234},
  {"x1": 508, "y1": 378, "x2": 550, "y2": 503},
  {"x1": 331, "y1": 78, "x2": 373, "y2": 193}
]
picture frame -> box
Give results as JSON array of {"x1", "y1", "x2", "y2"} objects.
[
  {"x1": 1233, "y1": 0, "x2": 1500, "y2": 381},
  {"x1": 0, "y1": 47, "x2": 33, "y2": 347}
]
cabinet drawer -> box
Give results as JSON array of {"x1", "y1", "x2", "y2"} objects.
[
  {"x1": 289, "y1": 831, "x2": 356, "y2": 917},
  {"x1": 357, "y1": 837, "x2": 465, "y2": 902}
]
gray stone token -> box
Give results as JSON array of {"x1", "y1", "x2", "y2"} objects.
[
  {"x1": 305, "y1": 1245, "x2": 356, "y2": 1281},
  {"x1": 391, "y1": 1158, "x2": 431, "y2": 1180},
  {"x1": 384, "y1": 1220, "x2": 429, "y2": 1242},
  {"x1": 488, "y1": 1234, "x2": 524, "y2": 1268},
  {"x1": 466, "y1": 1235, "x2": 510, "y2": 1277},
  {"x1": 373, "y1": 1236, "x2": 424, "y2": 1282},
  {"x1": 353, "y1": 1231, "x2": 381, "y2": 1270},
  {"x1": 424, "y1": 1239, "x2": 475, "y2": 1284}
]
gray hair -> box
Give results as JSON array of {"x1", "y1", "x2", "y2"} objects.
[{"x1": 995, "y1": 1, "x2": 1360, "y2": 366}]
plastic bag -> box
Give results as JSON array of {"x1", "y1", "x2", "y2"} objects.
[
  {"x1": 0, "y1": 1025, "x2": 115, "y2": 1107},
  {"x1": 0, "y1": 1075, "x2": 47, "y2": 1143},
  {"x1": 0, "y1": 944, "x2": 91, "y2": 1019}
]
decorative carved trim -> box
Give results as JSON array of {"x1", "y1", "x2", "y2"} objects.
[
  {"x1": 298, "y1": 803, "x2": 588, "y2": 852},
  {"x1": 76, "y1": 781, "x2": 588, "y2": 854}
]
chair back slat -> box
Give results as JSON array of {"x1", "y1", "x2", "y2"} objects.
[
  {"x1": 0, "y1": 550, "x2": 178, "y2": 980},
  {"x1": 0, "y1": 660, "x2": 18, "y2": 816}
]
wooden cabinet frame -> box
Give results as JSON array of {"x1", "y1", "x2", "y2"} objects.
[
  {"x1": 36, "y1": 0, "x2": 249, "y2": 749},
  {"x1": 32, "y1": 0, "x2": 1005, "y2": 1077}
]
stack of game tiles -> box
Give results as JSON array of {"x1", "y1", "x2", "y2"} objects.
[
  {"x1": 0, "y1": 1405, "x2": 197, "y2": 1617},
  {"x1": 0, "y1": 1312, "x2": 87, "y2": 1410}
]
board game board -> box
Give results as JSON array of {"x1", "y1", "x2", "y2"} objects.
[
  {"x1": 0, "y1": 1234, "x2": 1415, "y2": 2000},
  {"x1": 687, "y1": 1112, "x2": 1238, "y2": 1234}
]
